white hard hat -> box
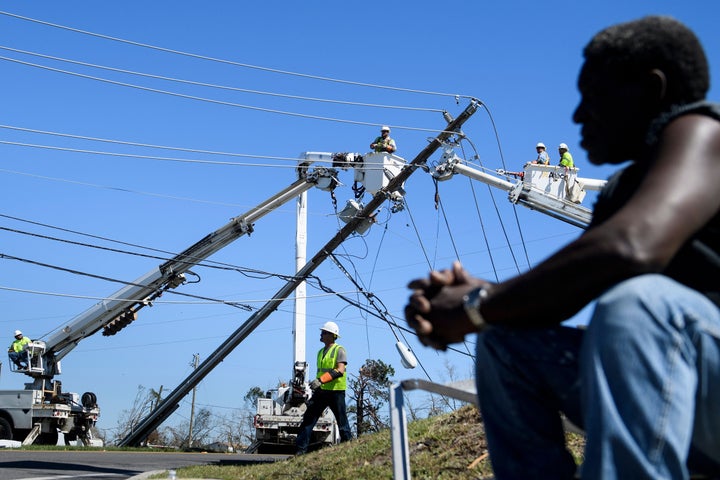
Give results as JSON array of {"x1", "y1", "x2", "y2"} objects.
[
  {"x1": 536, "y1": 142, "x2": 546, "y2": 149},
  {"x1": 559, "y1": 143, "x2": 569, "y2": 150},
  {"x1": 320, "y1": 321, "x2": 340, "y2": 337},
  {"x1": 14, "y1": 330, "x2": 22, "y2": 336},
  {"x1": 380, "y1": 125, "x2": 390, "y2": 132}
]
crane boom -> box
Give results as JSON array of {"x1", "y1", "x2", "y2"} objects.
[
  {"x1": 432, "y1": 147, "x2": 606, "y2": 228},
  {"x1": 41, "y1": 167, "x2": 337, "y2": 368}
]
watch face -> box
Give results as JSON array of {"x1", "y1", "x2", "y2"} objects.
[{"x1": 464, "y1": 287, "x2": 486, "y2": 329}]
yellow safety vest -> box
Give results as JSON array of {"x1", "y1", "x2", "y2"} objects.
[
  {"x1": 316, "y1": 344, "x2": 346, "y2": 391},
  {"x1": 10, "y1": 336, "x2": 31, "y2": 353}
]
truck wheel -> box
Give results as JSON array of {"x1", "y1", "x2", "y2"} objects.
[
  {"x1": 0, "y1": 418, "x2": 13, "y2": 440},
  {"x1": 82, "y1": 392, "x2": 97, "y2": 408}
]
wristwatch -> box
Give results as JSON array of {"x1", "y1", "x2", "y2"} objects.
[{"x1": 463, "y1": 286, "x2": 488, "y2": 330}]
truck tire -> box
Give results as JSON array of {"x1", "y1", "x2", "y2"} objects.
[
  {"x1": 0, "y1": 418, "x2": 12, "y2": 440},
  {"x1": 82, "y1": 392, "x2": 97, "y2": 408}
]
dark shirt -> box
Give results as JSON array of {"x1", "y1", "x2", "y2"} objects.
[{"x1": 590, "y1": 101, "x2": 720, "y2": 306}]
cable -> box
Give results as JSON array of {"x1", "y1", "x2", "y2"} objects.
[
  {"x1": 0, "y1": 168, "x2": 267, "y2": 207},
  {"x1": 0, "y1": 214, "x2": 341, "y2": 293},
  {"x1": 475, "y1": 104, "x2": 533, "y2": 271},
  {"x1": 0, "y1": 45, "x2": 445, "y2": 114},
  {"x1": 0, "y1": 11, "x2": 471, "y2": 100},
  {"x1": 0, "y1": 284, "x2": 356, "y2": 305},
  {"x1": 1, "y1": 54, "x2": 449, "y2": 132},
  {"x1": 0, "y1": 253, "x2": 253, "y2": 311},
  {"x1": 0, "y1": 123, "x2": 313, "y2": 163},
  {"x1": 434, "y1": 181, "x2": 461, "y2": 261},
  {"x1": 401, "y1": 199, "x2": 434, "y2": 270},
  {"x1": 0, "y1": 139, "x2": 318, "y2": 167}
]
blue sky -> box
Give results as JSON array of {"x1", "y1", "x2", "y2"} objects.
[{"x1": 1, "y1": 1, "x2": 718, "y2": 442}]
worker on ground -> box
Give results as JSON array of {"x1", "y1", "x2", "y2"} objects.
[
  {"x1": 8, "y1": 330, "x2": 31, "y2": 369},
  {"x1": 404, "y1": 16, "x2": 720, "y2": 479},
  {"x1": 558, "y1": 142, "x2": 574, "y2": 168},
  {"x1": 370, "y1": 125, "x2": 397, "y2": 153},
  {"x1": 532, "y1": 142, "x2": 550, "y2": 165},
  {"x1": 295, "y1": 321, "x2": 353, "y2": 454}
]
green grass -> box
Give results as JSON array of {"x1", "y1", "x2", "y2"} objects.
[{"x1": 152, "y1": 405, "x2": 586, "y2": 480}]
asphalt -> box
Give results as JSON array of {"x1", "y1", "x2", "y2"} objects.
[{"x1": 129, "y1": 471, "x2": 219, "y2": 480}]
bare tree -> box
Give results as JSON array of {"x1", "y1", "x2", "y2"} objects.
[
  {"x1": 213, "y1": 386, "x2": 265, "y2": 450},
  {"x1": 111, "y1": 385, "x2": 165, "y2": 446},
  {"x1": 163, "y1": 408, "x2": 215, "y2": 448},
  {"x1": 414, "y1": 358, "x2": 475, "y2": 419},
  {"x1": 347, "y1": 359, "x2": 395, "y2": 436}
]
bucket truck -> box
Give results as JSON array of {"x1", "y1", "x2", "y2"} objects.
[{"x1": 0, "y1": 157, "x2": 347, "y2": 446}]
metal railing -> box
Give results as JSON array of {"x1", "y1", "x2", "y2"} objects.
[{"x1": 389, "y1": 378, "x2": 477, "y2": 480}]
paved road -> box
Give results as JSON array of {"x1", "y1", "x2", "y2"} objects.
[{"x1": 0, "y1": 450, "x2": 289, "y2": 480}]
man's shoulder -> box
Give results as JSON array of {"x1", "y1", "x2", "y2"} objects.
[{"x1": 647, "y1": 101, "x2": 720, "y2": 145}]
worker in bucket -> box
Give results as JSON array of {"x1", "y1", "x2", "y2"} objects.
[
  {"x1": 532, "y1": 142, "x2": 550, "y2": 165},
  {"x1": 8, "y1": 330, "x2": 31, "y2": 369},
  {"x1": 370, "y1": 125, "x2": 397, "y2": 153},
  {"x1": 295, "y1": 321, "x2": 353, "y2": 454},
  {"x1": 558, "y1": 142, "x2": 574, "y2": 168},
  {"x1": 404, "y1": 16, "x2": 720, "y2": 479}
]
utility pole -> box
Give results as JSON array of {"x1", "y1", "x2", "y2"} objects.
[
  {"x1": 188, "y1": 353, "x2": 199, "y2": 448},
  {"x1": 151, "y1": 385, "x2": 164, "y2": 411}
]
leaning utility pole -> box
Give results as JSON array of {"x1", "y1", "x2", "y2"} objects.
[{"x1": 119, "y1": 99, "x2": 480, "y2": 447}]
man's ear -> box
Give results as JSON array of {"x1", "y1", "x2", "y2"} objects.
[{"x1": 648, "y1": 68, "x2": 667, "y2": 103}]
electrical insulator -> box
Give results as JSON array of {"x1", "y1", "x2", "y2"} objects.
[{"x1": 102, "y1": 311, "x2": 138, "y2": 336}]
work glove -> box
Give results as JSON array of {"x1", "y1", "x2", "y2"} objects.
[{"x1": 309, "y1": 379, "x2": 322, "y2": 391}]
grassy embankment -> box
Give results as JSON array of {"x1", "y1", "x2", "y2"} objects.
[{"x1": 155, "y1": 404, "x2": 585, "y2": 480}]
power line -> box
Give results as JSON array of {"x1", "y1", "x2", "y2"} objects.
[
  {"x1": 0, "y1": 10, "x2": 471, "y2": 100},
  {"x1": 0, "y1": 54, "x2": 456, "y2": 133},
  {"x1": 0, "y1": 168, "x2": 268, "y2": 207},
  {"x1": 0, "y1": 124, "x2": 315, "y2": 163},
  {"x1": 0, "y1": 216, "x2": 373, "y2": 305},
  {"x1": 0, "y1": 45, "x2": 445, "y2": 114},
  {"x1": 0, "y1": 252, "x2": 253, "y2": 311},
  {"x1": 0, "y1": 139, "x2": 315, "y2": 167}
]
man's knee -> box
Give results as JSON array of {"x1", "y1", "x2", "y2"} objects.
[
  {"x1": 597, "y1": 274, "x2": 661, "y2": 303},
  {"x1": 591, "y1": 274, "x2": 684, "y2": 331}
]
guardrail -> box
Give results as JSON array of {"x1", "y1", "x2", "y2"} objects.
[{"x1": 389, "y1": 379, "x2": 477, "y2": 480}]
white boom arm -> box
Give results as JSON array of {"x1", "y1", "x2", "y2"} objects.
[
  {"x1": 432, "y1": 147, "x2": 606, "y2": 228},
  {"x1": 37, "y1": 160, "x2": 342, "y2": 376}
]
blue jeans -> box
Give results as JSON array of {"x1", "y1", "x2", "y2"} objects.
[
  {"x1": 475, "y1": 275, "x2": 720, "y2": 479},
  {"x1": 8, "y1": 350, "x2": 29, "y2": 367},
  {"x1": 296, "y1": 389, "x2": 353, "y2": 453}
]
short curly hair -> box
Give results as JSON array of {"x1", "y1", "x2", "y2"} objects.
[{"x1": 583, "y1": 16, "x2": 709, "y2": 105}]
